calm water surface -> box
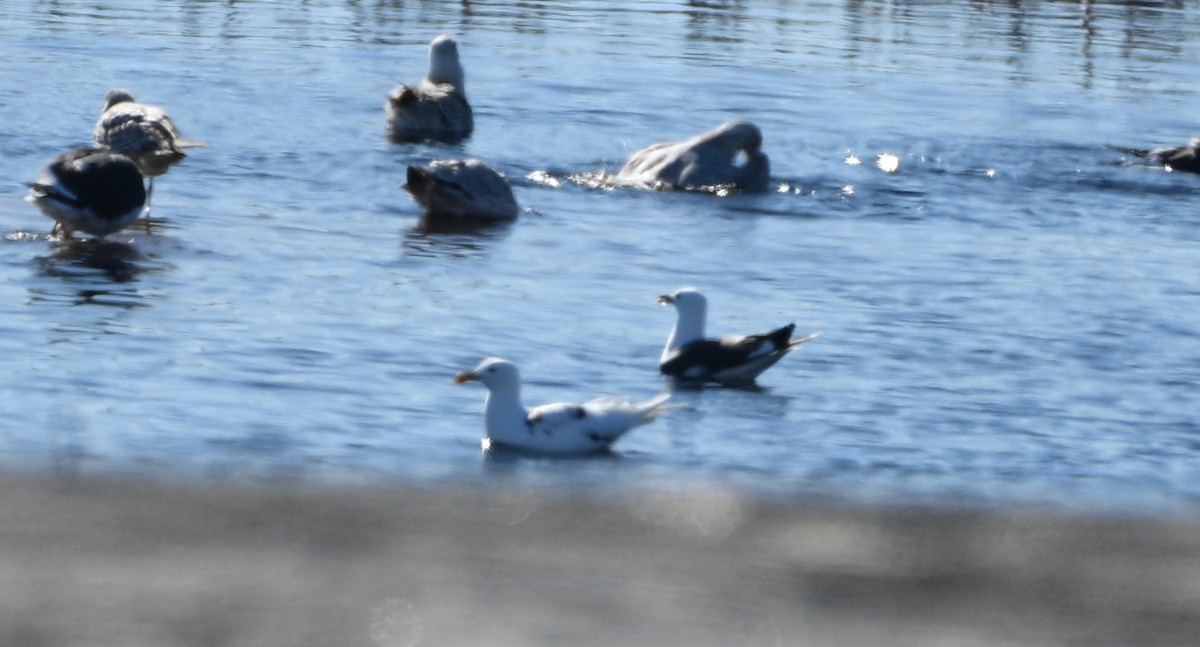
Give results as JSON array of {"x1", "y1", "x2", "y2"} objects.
[{"x1": 1, "y1": 1, "x2": 1198, "y2": 511}]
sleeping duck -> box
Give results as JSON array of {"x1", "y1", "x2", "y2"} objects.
[
  {"x1": 404, "y1": 159, "x2": 518, "y2": 226},
  {"x1": 93, "y1": 88, "x2": 203, "y2": 180}
]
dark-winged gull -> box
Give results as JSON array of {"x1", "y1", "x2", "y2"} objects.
[
  {"x1": 455, "y1": 357, "x2": 681, "y2": 455},
  {"x1": 658, "y1": 288, "x2": 820, "y2": 386},
  {"x1": 404, "y1": 159, "x2": 518, "y2": 223},
  {"x1": 617, "y1": 121, "x2": 771, "y2": 193},
  {"x1": 386, "y1": 35, "x2": 473, "y2": 143},
  {"x1": 1119, "y1": 137, "x2": 1200, "y2": 174},
  {"x1": 93, "y1": 88, "x2": 204, "y2": 180},
  {"x1": 26, "y1": 147, "x2": 147, "y2": 239}
]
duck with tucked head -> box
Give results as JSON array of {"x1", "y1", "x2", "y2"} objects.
[
  {"x1": 404, "y1": 159, "x2": 518, "y2": 228},
  {"x1": 26, "y1": 147, "x2": 147, "y2": 239},
  {"x1": 93, "y1": 88, "x2": 204, "y2": 180},
  {"x1": 455, "y1": 357, "x2": 681, "y2": 455},
  {"x1": 386, "y1": 35, "x2": 473, "y2": 143},
  {"x1": 617, "y1": 121, "x2": 771, "y2": 193}
]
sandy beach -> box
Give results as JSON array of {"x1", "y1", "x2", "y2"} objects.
[{"x1": 1, "y1": 475, "x2": 1198, "y2": 646}]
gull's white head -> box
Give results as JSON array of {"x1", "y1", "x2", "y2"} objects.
[
  {"x1": 658, "y1": 288, "x2": 708, "y2": 353},
  {"x1": 454, "y1": 356, "x2": 519, "y2": 390},
  {"x1": 427, "y1": 34, "x2": 465, "y2": 90},
  {"x1": 658, "y1": 287, "x2": 707, "y2": 319}
]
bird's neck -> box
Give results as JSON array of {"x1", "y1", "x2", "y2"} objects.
[
  {"x1": 663, "y1": 310, "x2": 705, "y2": 360},
  {"x1": 429, "y1": 61, "x2": 465, "y2": 90},
  {"x1": 483, "y1": 386, "x2": 525, "y2": 441}
]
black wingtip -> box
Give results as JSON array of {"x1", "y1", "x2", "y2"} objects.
[{"x1": 767, "y1": 323, "x2": 796, "y2": 348}]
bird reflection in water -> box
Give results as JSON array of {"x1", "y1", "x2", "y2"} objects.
[
  {"x1": 401, "y1": 217, "x2": 512, "y2": 259},
  {"x1": 33, "y1": 238, "x2": 161, "y2": 307},
  {"x1": 40, "y1": 238, "x2": 141, "y2": 281}
]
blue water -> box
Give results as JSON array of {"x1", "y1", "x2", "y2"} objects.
[{"x1": 0, "y1": 0, "x2": 1198, "y2": 510}]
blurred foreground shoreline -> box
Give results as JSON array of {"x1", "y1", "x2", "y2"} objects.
[{"x1": 2, "y1": 474, "x2": 1199, "y2": 646}]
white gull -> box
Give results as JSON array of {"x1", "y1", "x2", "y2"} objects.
[{"x1": 455, "y1": 357, "x2": 680, "y2": 455}]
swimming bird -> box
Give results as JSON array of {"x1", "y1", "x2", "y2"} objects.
[
  {"x1": 404, "y1": 159, "x2": 518, "y2": 224},
  {"x1": 658, "y1": 288, "x2": 820, "y2": 387},
  {"x1": 386, "y1": 35, "x2": 473, "y2": 142},
  {"x1": 93, "y1": 88, "x2": 204, "y2": 179},
  {"x1": 454, "y1": 357, "x2": 681, "y2": 455},
  {"x1": 1118, "y1": 137, "x2": 1200, "y2": 174},
  {"x1": 26, "y1": 147, "x2": 147, "y2": 239},
  {"x1": 617, "y1": 121, "x2": 771, "y2": 193}
]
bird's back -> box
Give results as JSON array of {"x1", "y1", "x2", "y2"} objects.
[
  {"x1": 386, "y1": 81, "x2": 473, "y2": 142},
  {"x1": 404, "y1": 159, "x2": 517, "y2": 221},
  {"x1": 27, "y1": 148, "x2": 146, "y2": 237}
]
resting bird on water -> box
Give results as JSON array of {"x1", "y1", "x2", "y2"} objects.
[
  {"x1": 658, "y1": 288, "x2": 821, "y2": 387},
  {"x1": 386, "y1": 35, "x2": 474, "y2": 143},
  {"x1": 404, "y1": 159, "x2": 518, "y2": 225},
  {"x1": 455, "y1": 357, "x2": 681, "y2": 455},
  {"x1": 93, "y1": 88, "x2": 204, "y2": 180},
  {"x1": 26, "y1": 147, "x2": 147, "y2": 239},
  {"x1": 617, "y1": 121, "x2": 771, "y2": 193}
]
